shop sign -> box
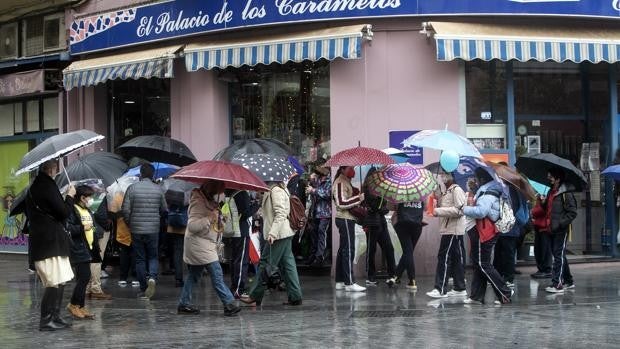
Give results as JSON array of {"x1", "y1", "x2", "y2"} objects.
[
  {"x1": 0, "y1": 70, "x2": 44, "y2": 97},
  {"x1": 389, "y1": 130, "x2": 423, "y2": 165},
  {"x1": 69, "y1": 0, "x2": 620, "y2": 54}
]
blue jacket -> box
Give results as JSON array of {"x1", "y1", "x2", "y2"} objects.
[
  {"x1": 312, "y1": 178, "x2": 332, "y2": 219},
  {"x1": 463, "y1": 181, "x2": 501, "y2": 222}
]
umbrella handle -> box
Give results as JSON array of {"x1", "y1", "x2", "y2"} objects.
[{"x1": 61, "y1": 161, "x2": 71, "y2": 185}]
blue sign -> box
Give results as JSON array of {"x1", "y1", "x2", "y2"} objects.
[
  {"x1": 389, "y1": 130, "x2": 423, "y2": 165},
  {"x1": 70, "y1": 0, "x2": 620, "y2": 54}
]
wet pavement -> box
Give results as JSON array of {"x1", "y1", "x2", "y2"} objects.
[{"x1": 1, "y1": 254, "x2": 619, "y2": 349}]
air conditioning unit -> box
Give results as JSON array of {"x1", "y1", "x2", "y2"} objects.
[
  {"x1": 43, "y1": 13, "x2": 66, "y2": 52},
  {"x1": 0, "y1": 23, "x2": 18, "y2": 60}
]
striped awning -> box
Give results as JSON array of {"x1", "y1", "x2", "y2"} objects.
[
  {"x1": 185, "y1": 25, "x2": 372, "y2": 71},
  {"x1": 424, "y1": 22, "x2": 620, "y2": 64},
  {"x1": 63, "y1": 45, "x2": 182, "y2": 90}
]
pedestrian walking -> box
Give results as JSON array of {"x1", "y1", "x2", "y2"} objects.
[
  {"x1": 392, "y1": 200, "x2": 424, "y2": 290},
  {"x1": 121, "y1": 163, "x2": 167, "y2": 299},
  {"x1": 531, "y1": 167, "x2": 577, "y2": 293},
  {"x1": 241, "y1": 181, "x2": 304, "y2": 306},
  {"x1": 87, "y1": 196, "x2": 113, "y2": 300},
  {"x1": 531, "y1": 196, "x2": 553, "y2": 279},
  {"x1": 25, "y1": 159, "x2": 75, "y2": 331},
  {"x1": 363, "y1": 187, "x2": 396, "y2": 287},
  {"x1": 66, "y1": 185, "x2": 99, "y2": 320},
  {"x1": 305, "y1": 166, "x2": 332, "y2": 267},
  {"x1": 426, "y1": 172, "x2": 467, "y2": 298},
  {"x1": 177, "y1": 180, "x2": 241, "y2": 316},
  {"x1": 494, "y1": 186, "x2": 528, "y2": 288},
  {"x1": 462, "y1": 168, "x2": 513, "y2": 305},
  {"x1": 332, "y1": 166, "x2": 366, "y2": 292}
]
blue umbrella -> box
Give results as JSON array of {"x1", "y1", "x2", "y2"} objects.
[
  {"x1": 402, "y1": 128, "x2": 482, "y2": 158},
  {"x1": 288, "y1": 156, "x2": 305, "y2": 175},
  {"x1": 528, "y1": 179, "x2": 550, "y2": 196},
  {"x1": 383, "y1": 148, "x2": 410, "y2": 164},
  {"x1": 426, "y1": 156, "x2": 497, "y2": 190},
  {"x1": 124, "y1": 162, "x2": 179, "y2": 179},
  {"x1": 602, "y1": 165, "x2": 620, "y2": 180}
]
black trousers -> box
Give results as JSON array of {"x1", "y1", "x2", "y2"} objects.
[
  {"x1": 119, "y1": 243, "x2": 135, "y2": 281},
  {"x1": 394, "y1": 221, "x2": 423, "y2": 281},
  {"x1": 71, "y1": 262, "x2": 91, "y2": 307},
  {"x1": 534, "y1": 230, "x2": 552, "y2": 274},
  {"x1": 468, "y1": 228, "x2": 512, "y2": 303},
  {"x1": 227, "y1": 236, "x2": 250, "y2": 295},
  {"x1": 493, "y1": 236, "x2": 518, "y2": 283},
  {"x1": 550, "y1": 230, "x2": 573, "y2": 288},
  {"x1": 335, "y1": 218, "x2": 356, "y2": 285},
  {"x1": 434, "y1": 234, "x2": 466, "y2": 293},
  {"x1": 309, "y1": 218, "x2": 331, "y2": 262},
  {"x1": 366, "y1": 220, "x2": 396, "y2": 281}
]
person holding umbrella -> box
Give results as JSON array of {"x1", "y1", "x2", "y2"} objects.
[
  {"x1": 25, "y1": 159, "x2": 76, "y2": 331},
  {"x1": 531, "y1": 167, "x2": 577, "y2": 293}
]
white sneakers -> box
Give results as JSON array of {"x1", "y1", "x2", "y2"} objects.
[
  {"x1": 426, "y1": 289, "x2": 448, "y2": 298},
  {"x1": 463, "y1": 298, "x2": 482, "y2": 305},
  {"x1": 446, "y1": 290, "x2": 468, "y2": 297},
  {"x1": 545, "y1": 286, "x2": 564, "y2": 293},
  {"x1": 345, "y1": 284, "x2": 367, "y2": 292},
  {"x1": 145, "y1": 278, "x2": 156, "y2": 299},
  {"x1": 335, "y1": 282, "x2": 345, "y2": 290}
]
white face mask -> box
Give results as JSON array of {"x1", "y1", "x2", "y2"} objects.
[
  {"x1": 85, "y1": 198, "x2": 94, "y2": 208},
  {"x1": 212, "y1": 193, "x2": 224, "y2": 203}
]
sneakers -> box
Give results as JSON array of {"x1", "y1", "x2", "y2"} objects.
[
  {"x1": 406, "y1": 280, "x2": 417, "y2": 290},
  {"x1": 100, "y1": 270, "x2": 110, "y2": 279},
  {"x1": 446, "y1": 290, "x2": 467, "y2": 297},
  {"x1": 177, "y1": 305, "x2": 200, "y2": 315},
  {"x1": 385, "y1": 277, "x2": 397, "y2": 287},
  {"x1": 545, "y1": 286, "x2": 564, "y2": 293},
  {"x1": 145, "y1": 278, "x2": 156, "y2": 299},
  {"x1": 365, "y1": 280, "x2": 378, "y2": 286},
  {"x1": 426, "y1": 289, "x2": 448, "y2": 298},
  {"x1": 224, "y1": 303, "x2": 241, "y2": 316},
  {"x1": 131, "y1": 281, "x2": 140, "y2": 287},
  {"x1": 118, "y1": 280, "x2": 127, "y2": 287},
  {"x1": 565, "y1": 282, "x2": 575, "y2": 289},
  {"x1": 463, "y1": 298, "x2": 482, "y2": 305},
  {"x1": 335, "y1": 282, "x2": 345, "y2": 290},
  {"x1": 506, "y1": 281, "x2": 515, "y2": 288},
  {"x1": 345, "y1": 283, "x2": 367, "y2": 292}
]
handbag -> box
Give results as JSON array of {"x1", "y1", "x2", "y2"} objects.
[
  {"x1": 215, "y1": 233, "x2": 227, "y2": 263},
  {"x1": 350, "y1": 206, "x2": 368, "y2": 225},
  {"x1": 261, "y1": 246, "x2": 281, "y2": 290},
  {"x1": 476, "y1": 217, "x2": 498, "y2": 243}
]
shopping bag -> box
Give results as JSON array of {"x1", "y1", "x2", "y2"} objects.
[{"x1": 353, "y1": 224, "x2": 367, "y2": 265}]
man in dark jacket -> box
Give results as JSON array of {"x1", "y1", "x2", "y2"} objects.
[
  {"x1": 122, "y1": 163, "x2": 167, "y2": 299},
  {"x1": 25, "y1": 159, "x2": 76, "y2": 331}
]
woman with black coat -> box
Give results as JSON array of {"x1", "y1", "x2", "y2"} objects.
[
  {"x1": 66, "y1": 185, "x2": 99, "y2": 320},
  {"x1": 363, "y1": 188, "x2": 396, "y2": 287}
]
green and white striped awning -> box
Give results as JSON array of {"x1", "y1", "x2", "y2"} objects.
[
  {"x1": 63, "y1": 45, "x2": 182, "y2": 90},
  {"x1": 424, "y1": 22, "x2": 620, "y2": 64},
  {"x1": 185, "y1": 25, "x2": 373, "y2": 71}
]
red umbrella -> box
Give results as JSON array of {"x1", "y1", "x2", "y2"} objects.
[
  {"x1": 325, "y1": 146, "x2": 395, "y2": 167},
  {"x1": 171, "y1": 160, "x2": 269, "y2": 192}
]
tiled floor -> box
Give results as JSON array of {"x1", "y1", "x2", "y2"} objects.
[{"x1": 1, "y1": 254, "x2": 619, "y2": 348}]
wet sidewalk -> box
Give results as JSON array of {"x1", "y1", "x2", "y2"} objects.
[{"x1": 1, "y1": 254, "x2": 619, "y2": 348}]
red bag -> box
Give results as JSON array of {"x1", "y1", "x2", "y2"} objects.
[{"x1": 476, "y1": 217, "x2": 498, "y2": 243}]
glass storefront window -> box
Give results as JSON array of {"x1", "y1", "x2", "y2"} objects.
[
  {"x1": 0, "y1": 103, "x2": 16, "y2": 136},
  {"x1": 228, "y1": 60, "x2": 330, "y2": 165},
  {"x1": 26, "y1": 100, "x2": 39, "y2": 132},
  {"x1": 43, "y1": 97, "x2": 58, "y2": 130},
  {"x1": 465, "y1": 61, "x2": 507, "y2": 124},
  {"x1": 109, "y1": 78, "x2": 170, "y2": 148}
]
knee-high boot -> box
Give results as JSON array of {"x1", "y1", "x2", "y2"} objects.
[
  {"x1": 53, "y1": 285, "x2": 71, "y2": 328},
  {"x1": 39, "y1": 287, "x2": 63, "y2": 331}
]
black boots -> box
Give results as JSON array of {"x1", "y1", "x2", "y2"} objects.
[
  {"x1": 39, "y1": 287, "x2": 70, "y2": 331},
  {"x1": 223, "y1": 303, "x2": 241, "y2": 316}
]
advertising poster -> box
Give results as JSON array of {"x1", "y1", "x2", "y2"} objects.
[
  {"x1": 0, "y1": 141, "x2": 30, "y2": 253},
  {"x1": 389, "y1": 130, "x2": 423, "y2": 165}
]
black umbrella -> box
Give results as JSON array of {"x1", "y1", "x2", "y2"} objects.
[
  {"x1": 15, "y1": 129, "x2": 104, "y2": 175},
  {"x1": 515, "y1": 153, "x2": 587, "y2": 192},
  {"x1": 56, "y1": 152, "x2": 128, "y2": 188},
  {"x1": 161, "y1": 178, "x2": 199, "y2": 206},
  {"x1": 213, "y1": 138, "x2": 292, "y2": 161},
  {"x1": 117, "y1": 135, "x2": 197, "y2": 166},
  {"x1": 231, "y1": 154, "x2": 295, "y2": 182},
  {"x1": 8, "y1": 186, "x2": 29, "y2": 217}
]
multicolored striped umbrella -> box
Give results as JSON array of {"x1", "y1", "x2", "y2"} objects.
[{"x1": 366, "y1": 163, "x2": 438, "y2": 204}]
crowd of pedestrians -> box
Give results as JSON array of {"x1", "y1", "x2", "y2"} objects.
[{"x1": 26, "y1": 158, "x2": 579, "y2": 331}]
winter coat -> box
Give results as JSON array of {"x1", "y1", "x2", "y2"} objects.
[
  {"x1": 183, "y1": 189, "x2": 221, "y2": 265},
  {"x1": 66, "y1": 203, "x2": 97, "y2": 264},
  {"x1": 121, "y1": 178, "x2": 167, "y2": 235},
  {"x1": 93, "y1": 197, "x2": 112, "y2": 240},
  {"x1": 25, "y1": 172, "x2": 73, "y2": 262},
  {"x1": 262, "y1": 184, "x2": 294, "y2": 241},
  {"x1": 363, "y1": 190, "x2": 388, "y2": 228},
  {"x1": 312, "y1": 178, "x2": 332, "y2": 219},
  {"x1": 333, "y1": 174, "x2": 363, "y2": 221},
  {"x1": 531, "y1": 184, "x2": 577, "y2": 235},
  {"x1": 463, "y1": 181, "x2": 502, "y2": 222},
  {"x1": 434, "y1": 184, "x2": 466, "y2": 235}
]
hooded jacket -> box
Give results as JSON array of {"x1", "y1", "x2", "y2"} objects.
[
  {"x1": 531, "y1": 183, "x2": 577, "y2": 234},
  {"x1": 463, "y1": 181, "x2": 502, "y2": 222},
  {"x1": 434, "y1": 184, "x2": 466, "y2": 235},
  {"x1": 183, "y1": 189, "x2": 221, "y2": 265}
]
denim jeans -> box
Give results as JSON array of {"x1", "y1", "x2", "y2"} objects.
[
  {"x1": 132, "y1": 233, "x2": 159, "y2": 292},
  {"x1": 179, "y1": 262, "x2": 234, "y2": 307}
]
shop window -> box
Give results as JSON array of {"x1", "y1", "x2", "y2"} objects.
[
  {"x1": 227, "y1": 60, "x2": 330, "y2": 166},
  {"x1": 514, "y1": 62, "x2": 581, "y2": 116},
  {"x1": 43, "y1": 97, "x2": 58, "y2": 130},
  {"x1": 26, "y1": 100, "x2": 39, "y2": 132},
  {"x1": 0, "y1": 103, "x2": 16, "y2": 136},
  {"x1": 109, "y1": 78, "x2": 170, "y2": 148},
  {"x1": 23, "y1": 16, "x2": 44, "y2": 57},
  {"x1": 465, "y1": 61, "x2": 507, "y2": 124},
  {"x1": 13, "y1": 103, "x2": 22, "y2": 133}
]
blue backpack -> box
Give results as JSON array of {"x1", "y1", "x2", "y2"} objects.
[
  {"x1": 514, "y1": 194, "x2": 530, "y2": 227},
  {"x1": 168, "y1": 205, "x2": 188, "y2": 228}
]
